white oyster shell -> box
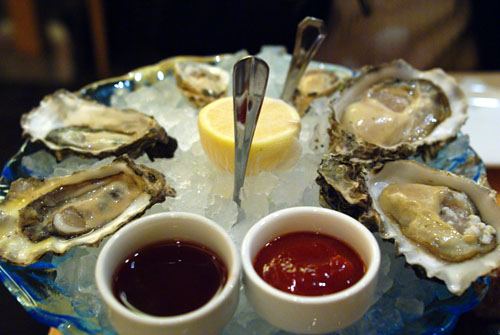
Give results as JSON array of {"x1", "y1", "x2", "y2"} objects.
[
  {"x1": 20, "y1": 90, "x2": 172, "y2": 160},
  {"x1": 0, "y1": 156, "x2": 175, "y2": 265},
  {"x1": 317, "y1": 156, "x2": 500, "y2": 295},
  {"x1": 329, "y1": 59, "x2": 468, "y2": 160},
  {"x1": 367, "y1": 160, "x2": 500, "y2": 295},
  {"x1": 173, "y1": 61, "x2": 229, "y2": 108}
]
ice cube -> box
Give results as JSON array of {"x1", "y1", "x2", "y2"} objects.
[
  {"x1": 241, "y1": 186, "x2": 270, "y2": 219},
  {"x1": 72, "y1": 291, "x2": 102, "y2": 318},
  {"x1": 395, "y1": 297, "x2": 425, "y2": 321},
  {"x1": 21, "y1": 150, "x2": 57, "y2": 177},
  {"x1": 367, "y1": 307, "x2": 404, "y2": 333},
  {"x1": 205, "y1": 195, "x2": 238, "y2": 231}
]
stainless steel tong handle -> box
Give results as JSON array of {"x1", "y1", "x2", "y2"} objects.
[
  {"x1": 281, "y1": 16, "x2": 327, "y2": 103},
  {"x1": 232, "y1": 56, "x2": 270, "y2": 206}
]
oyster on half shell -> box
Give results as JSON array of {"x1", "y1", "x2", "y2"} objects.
[
  {"x1": 328, "y1": 59, "x2": 467, "y2": 160},
  {"x1": 317, "y1": 156, "x2": 500, "y2": 295},
  {"x1": 174, "y1": 61, "x2": 229, "y2": 108},
  {"x1": 21, "y1": 90, "x2": 175, "y2": 160},
  {"x1": 0, "y1": 156, "x2": 175, "y2": 265},
  {"x1": 292, "y1": 69, "x2": 351, "y2": 116}
]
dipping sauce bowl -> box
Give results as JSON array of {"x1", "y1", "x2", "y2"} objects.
[
  {"x1": 95, "y1": 212, "x2": 241, "y2": 335},
  {"x1": 241, "y1": 206, "x2": 380, "y2": 334}
]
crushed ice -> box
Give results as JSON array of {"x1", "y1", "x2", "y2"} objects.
[{"x1": 17, "y1": 46, "x2": 458, "y2": 334}]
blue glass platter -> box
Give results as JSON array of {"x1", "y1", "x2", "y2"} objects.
[{"x1": 0, "y1": 48, "x2": 491, "y2": 334}]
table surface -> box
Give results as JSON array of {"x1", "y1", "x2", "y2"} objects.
[{"x1": 0, "y1": 73, "x2": 499, "y2": 335}]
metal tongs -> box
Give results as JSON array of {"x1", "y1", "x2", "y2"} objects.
[
  {"x1": 232, "y1": 56, "x2": 270, "y2": 206},
  {"x1": 231, "y1": 17, "x2": 326, "y2": 205},
  {"x1": 281, "y1": 16, "x2": 327, "y2": 103}
]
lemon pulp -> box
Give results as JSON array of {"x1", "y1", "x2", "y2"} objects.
[{"x1": 198, "y1": 97, "x2": 301, "y2": 175}]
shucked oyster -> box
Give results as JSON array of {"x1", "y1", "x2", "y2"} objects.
[
  {"x1": 328, "y1": 59, "x2": 467, "y2": 160},
  {"x1": 317, "y1": 156, "x2": 500, "y2": 295},
  {"x1": 21, "y1": 90, "x2": 175, "y2": 160},
  {"x1": 379, "y1": 183, "x2": 496, "y2": 262},
  {"x1": 292, "y1": 69, "x2": 350, "y2": 116},
  {"x1": 174, "y1": 61, "x2": 229, "y2": 108},
  {"x1": 0, "y1": 156, "x2": 175, "y2": 265}
]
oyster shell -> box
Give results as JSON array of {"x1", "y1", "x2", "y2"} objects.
[
  {"x1": 20, "y1": 90, "x2": 175, "y2": 160},
  {"x1": 174, "y1": 61, "x2": 229, "y2": 108},
  {"x1": 292, "y1": 69, "x2": 350, "y2": 116},
  {"x1": 328, "y1": 59, "x2": 467, "y2": 160},
  {"x1": 0, "y1": 156, "x2": 175, "y2": 265},
  {"x1": 317, "y1": 156, "x2": 500, "y2": 295}
]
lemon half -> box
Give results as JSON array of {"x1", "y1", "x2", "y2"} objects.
[{"x1": 198, "y1": 97, "x2": 301, "y2": 175}]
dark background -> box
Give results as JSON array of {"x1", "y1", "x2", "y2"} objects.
[{"x1": 0, "y1": 1, "x2": 499, "y2": 334}]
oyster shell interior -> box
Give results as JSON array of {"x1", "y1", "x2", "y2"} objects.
[
  {"x1": 317, "y1": 155, "x2": 500, "y2": 295},
  {"x1": 341, "y1": 79, "x2": 451, "y2": 147},
  {"x1": 0, "y1": 156, "x2": 175, "y2": 265},
  {"x1": 379, "y1": 183, "x2": 496, "y2": 262},
  {"x1": 21, "y1": 90, "x2": 172, "y2": 159},
  {"x1": 328, "y1": 60, "x2": 467, "y2": 160},
  {"x1": 292, "y1": 69, "x2": 349, "y2": 116},
  {"x1": 368, "y1": 160, "x2": 500, "y2": 295},
  {"x1": 174, "y1": 61, "x2": 229, "y2": 108}
]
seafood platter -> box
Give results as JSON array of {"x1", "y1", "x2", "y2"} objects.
[{"x1": 0, "y1": 46, "x2": 498, "y2": 334}]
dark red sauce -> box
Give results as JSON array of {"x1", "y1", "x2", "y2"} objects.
[
  {"x1": 112, "y1": 240, "x2": 227, "y2": 316},
  {"x1": 253, "y1": 231, "x2": 365, "y2": 296}
]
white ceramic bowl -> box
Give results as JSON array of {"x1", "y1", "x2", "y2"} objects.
[
  {"x1": 241, "y1": 206, "x2": 380, "y2": 334},
  {"x1": 95, "y1": 212, "x2": 241, "y2": 335}
]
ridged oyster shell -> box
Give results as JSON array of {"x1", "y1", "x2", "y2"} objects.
[
  {"x1": 317, "y1": 156, "x2": 500, "y2": 295},
  {"x1": 20, "y1": 90, "x2": 174, "y2": 160},
  {"x1": 0, "y1": 156, "x2": 175, "y2": 265},
  {"x1": 174, "y1": 61, "x2": 229, "y2": 108},
  {"x1": 328, "y1": 59, "x2": 467, "y2": 160}
]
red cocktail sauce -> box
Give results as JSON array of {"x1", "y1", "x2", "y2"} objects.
[{"x1": 253, "y1": 231, "x2": 365, "y2": 296}]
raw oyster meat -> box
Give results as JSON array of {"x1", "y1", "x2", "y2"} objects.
[
  {"x1": 174, "y1": 61, "x2": 229, "y2": 108},
  {"x1": 317, "y1": 156, "x2": 500, "y2": 295},
  {"x1": 328, "y1": 59, "x2": 467, "y2": 160},
  {"x1": 21, "y1": 90, "x2": 174, "y2": 160},
  {"x1": 292, "y1": 69, "x2": 350, "y2": 116},
  {"x1": 0, "y1": 156, "x2": 175, "y2": 265}
]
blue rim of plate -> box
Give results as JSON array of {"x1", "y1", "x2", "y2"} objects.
[{"x1": 0, "y1": 51, "x2": 491, "y2": 335}]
